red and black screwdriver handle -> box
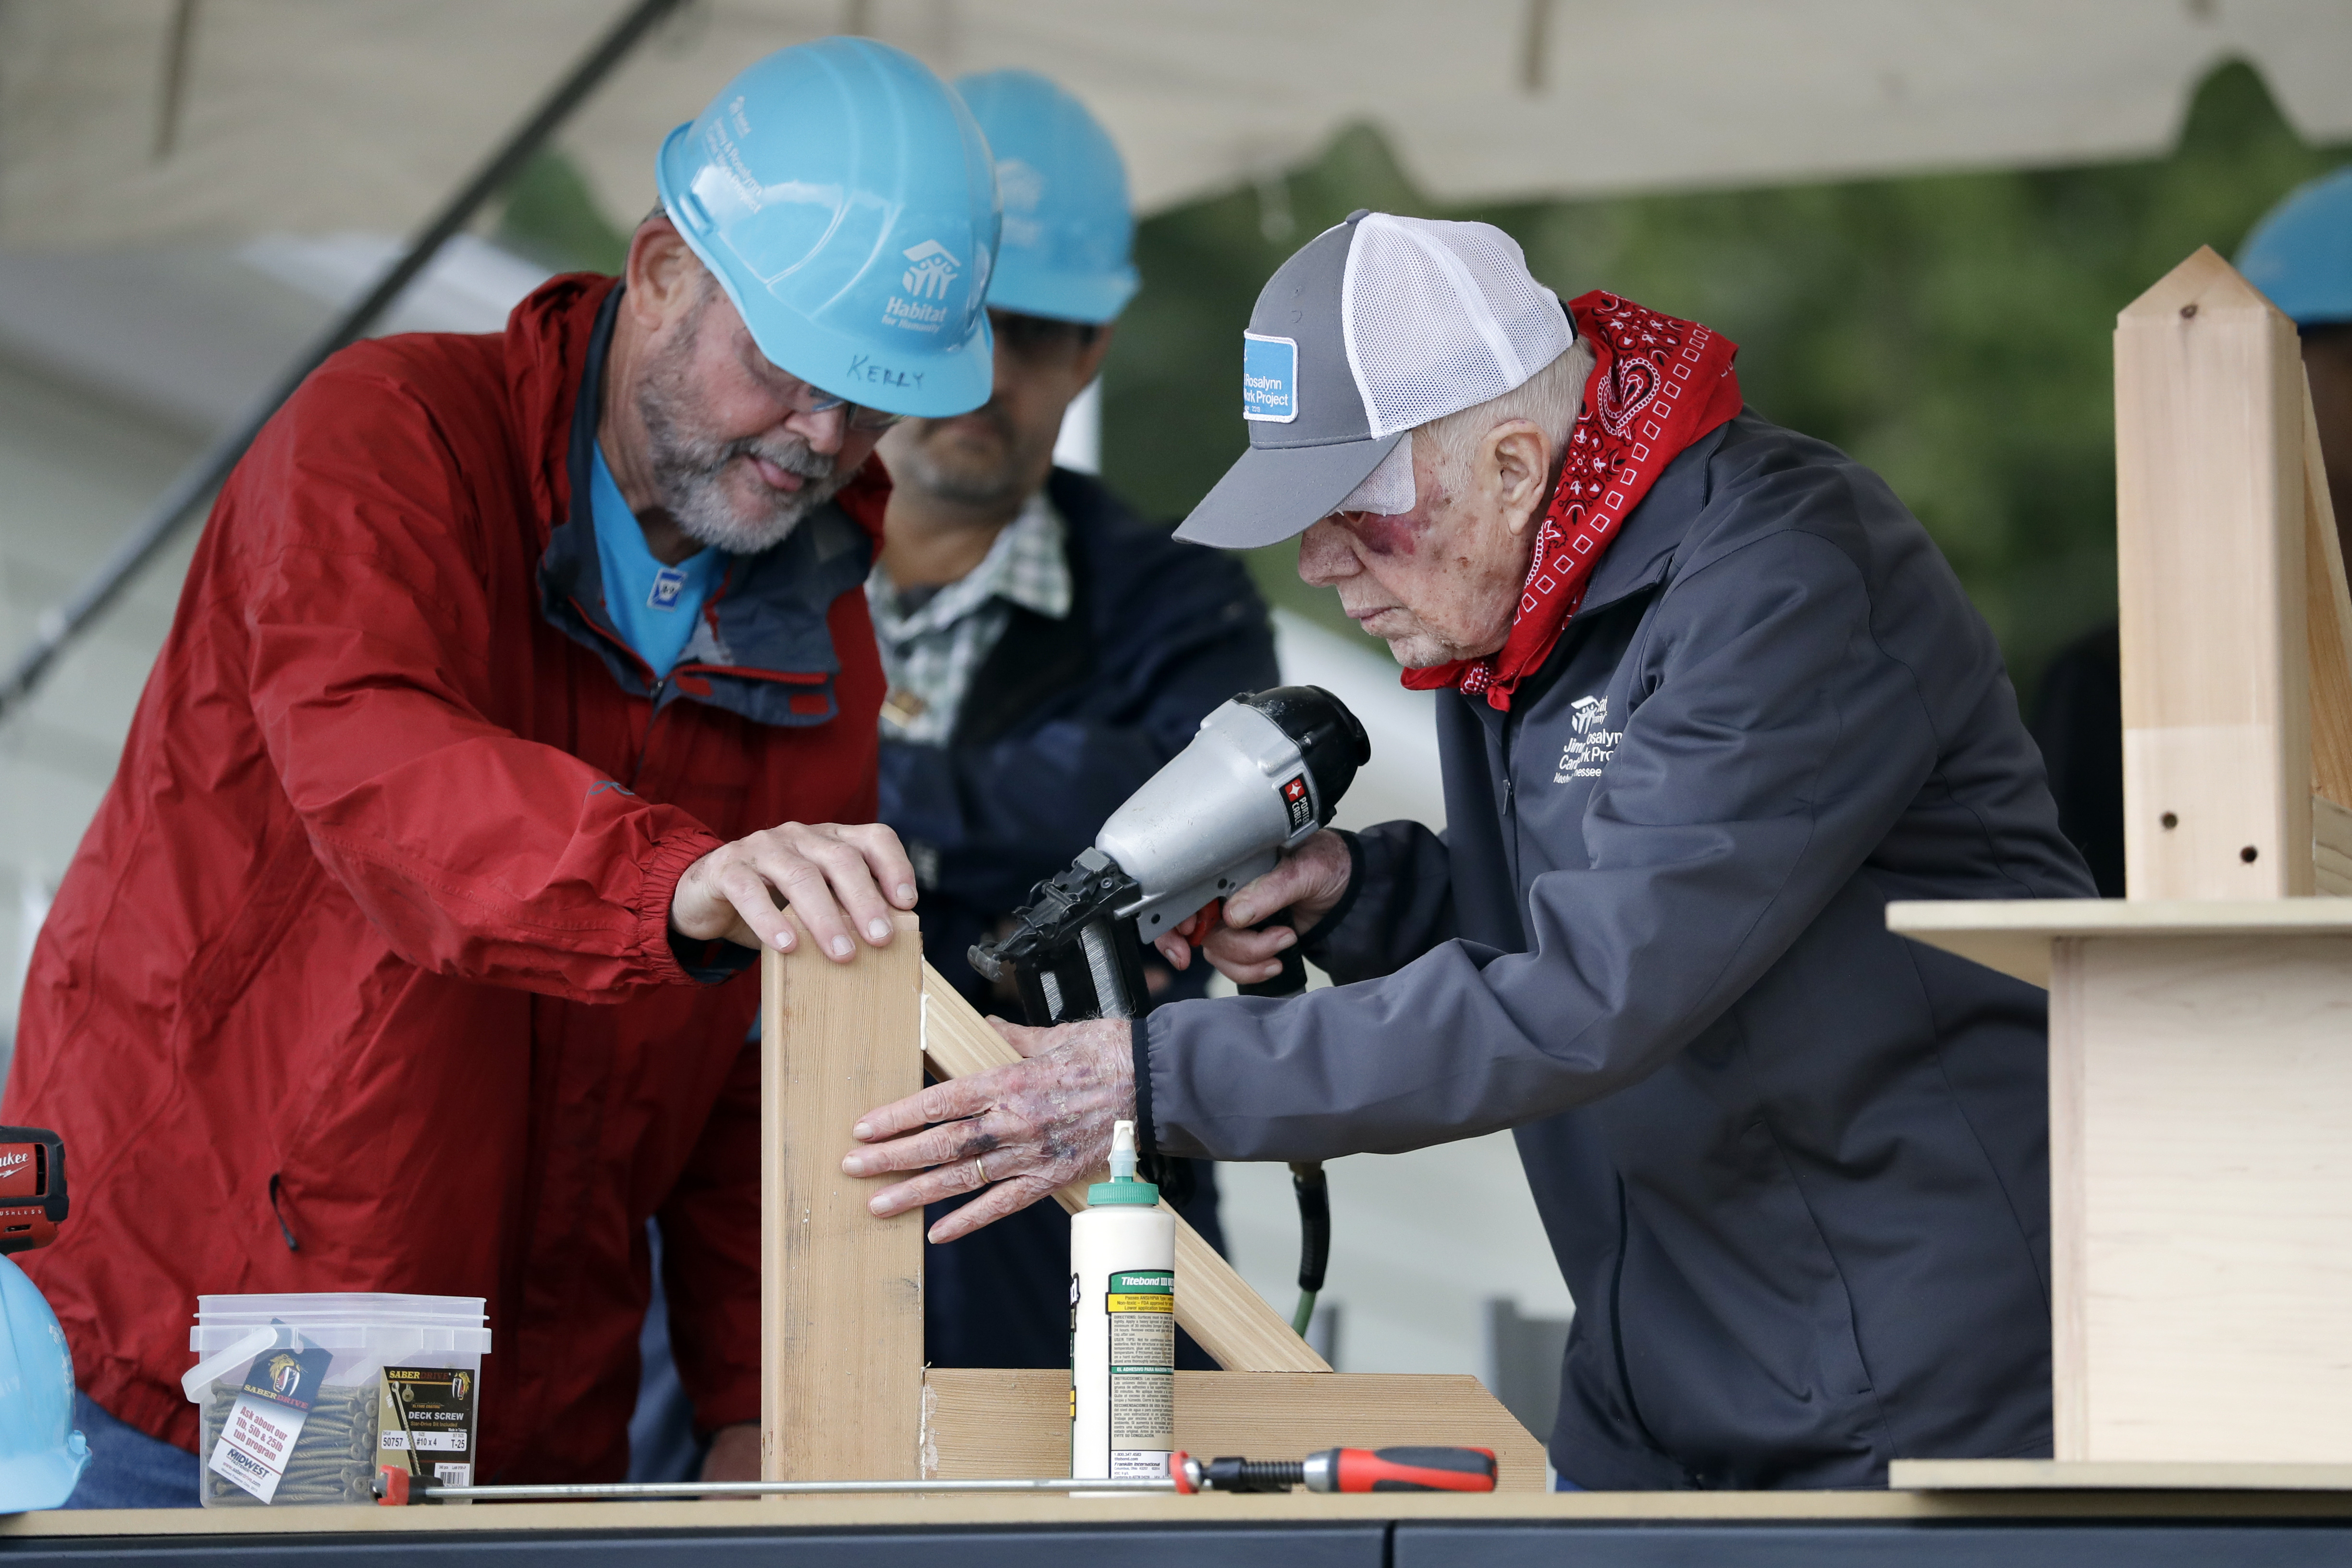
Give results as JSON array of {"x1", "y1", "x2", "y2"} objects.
[
  {"x1": 1171, "y1": 1445, "x2": 1497, "y2": 1494},
  {"x1": 0, "y1": 1126, "x2": 66, "y2": 1256}
]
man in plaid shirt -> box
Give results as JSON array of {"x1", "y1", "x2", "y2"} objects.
[{"x1": 868, "y1": 70, "x2": 1276, "y2": 1371}]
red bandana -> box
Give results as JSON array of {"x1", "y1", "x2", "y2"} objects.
[{"x1": 1401, "y1": 292, "x2": 1741, "y2": 711}]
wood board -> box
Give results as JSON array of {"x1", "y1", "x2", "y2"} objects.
[
  {"x1": 2305, "y1": 373, "x2": 2352, "y2": 811},
  {"x1": 921, "y1": 1369, "x2": 1547, "y2": 1492},
  {"x1": 2115, "y1": 246, "x2": 2309, "y2": 898},
  {"x1": 1884, "y1": 895, "x2": 2352, "y2": 988},
  {"x1": 761, "y1": 912, "x2": 926, "y2": 1481},
  {"x1": 28, "y1": 1486, "x2": 2352, "y2": 1540},
  {"x1": 2049, "y1": 932, "x2": 2352, "y2": 1463},
  {"x1": 1894, "y1": 1458, "x2": 2352, "y2": 1492},
  {"x1": 2317, "y1": 796, "x2": 2352, "y2": 896},
  {"x1": 918, "y1": 962, "x2": 1330, "y2": 1373}
]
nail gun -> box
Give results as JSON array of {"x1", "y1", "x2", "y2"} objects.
[
  {"x1": 969, "y1": 685, "x2": 1369, "y2": 1025},
  {"x1": 970, "y1": 686, "x2": 1367, "y2": 1337}
]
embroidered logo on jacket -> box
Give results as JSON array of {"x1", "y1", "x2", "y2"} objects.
[{"x1": 1555, "y1": 695, "x2": 1623, "y2": 782}]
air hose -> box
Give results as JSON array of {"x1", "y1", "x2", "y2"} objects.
[
  {"x1": 1289, "y1": 1161, "x2": 1330, "y2": 1337},
  {"x1": 1233, "y1": 911, "x2": 1330, "y2": 1343}
]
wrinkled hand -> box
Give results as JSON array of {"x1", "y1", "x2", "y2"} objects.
[
  {"x1": 670, "y1": 821, "x2": 917, "y2": 961},
  {"x1": 1154, "y1": 828, "x2": 1353, "y2": 984},
  {"x1": 842, "y1": 1017, "x2": 1133, "y2": 1243}
]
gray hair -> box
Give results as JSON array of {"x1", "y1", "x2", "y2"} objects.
[{"x1": 1416, "y1": 332, "x2": 1595, "y2": 491}]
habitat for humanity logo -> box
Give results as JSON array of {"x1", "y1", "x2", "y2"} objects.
[
  {"x1": 885, "y1": 240, "x2": 960, "y2": 333},
  {"x1": 1555, "y1": 695, "x2": 1623, "y2": 782}
]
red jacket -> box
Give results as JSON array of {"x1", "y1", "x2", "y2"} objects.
[{"x1": 1, "y1": 276, "x2": 888, "y2": 1480}]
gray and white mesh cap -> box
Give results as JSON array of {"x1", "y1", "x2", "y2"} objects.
[{"x1": 1175, "y1": 210, "x2": 1575, "y2": 549}]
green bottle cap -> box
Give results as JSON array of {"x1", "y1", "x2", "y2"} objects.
[{"x1": 1088, "y1": 1119, "x2": 1161, "y2": 1206}]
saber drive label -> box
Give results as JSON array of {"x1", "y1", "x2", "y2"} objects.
[{"x1": 378, "y1": 1365, "x2": 480, "y2": 1489}]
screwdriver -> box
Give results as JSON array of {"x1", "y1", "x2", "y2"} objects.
[{"x1": 1170, "y1": 1446, "x2": 1497, "y2": 1494}]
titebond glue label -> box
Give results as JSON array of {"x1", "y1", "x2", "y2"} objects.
[
  {"x1": 1070, "y1": 1120, "x2": 1177, "y2": 1481},
  {"x1": 1104, "y1": 1271, "x2": 1174, "y2": 1475}
]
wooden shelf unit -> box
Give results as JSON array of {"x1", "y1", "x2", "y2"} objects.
[{"x1": 1887, "y1": 247, "x2": 2352, "y2": 1471}]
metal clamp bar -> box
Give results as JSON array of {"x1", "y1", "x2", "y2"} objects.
[{"x1": 388, "y1": 1476, "x2": 1177, "y2": 1503}]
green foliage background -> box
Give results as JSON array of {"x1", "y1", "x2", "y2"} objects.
[
  {"x1": 1095, "y1": 62, "x2": 2349, "y2": 703},
  {"x1": 497, "y1": 61, "x2": 2349, "y2": 702}
]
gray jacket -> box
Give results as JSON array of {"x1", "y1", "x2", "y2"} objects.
[{"x1": 1140, "y1": 411, "x2": 2094, "y2": 1489}]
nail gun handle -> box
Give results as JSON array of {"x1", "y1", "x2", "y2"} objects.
[
  {"x1": 1315, "y1": 1446, "x2": 1498, "y2": 1493},
  {"x1": 1235, "y1": 910, "x2": 1308, "y2": 997}
]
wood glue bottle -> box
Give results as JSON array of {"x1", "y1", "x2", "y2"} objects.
[{"x1": 1069, "y1": 1119, "x2": 1176, "y2": 1481}]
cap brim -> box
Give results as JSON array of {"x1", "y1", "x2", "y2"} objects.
[{"x1": 1174, "y1": 431, "x2": 1404, "y2": 549}]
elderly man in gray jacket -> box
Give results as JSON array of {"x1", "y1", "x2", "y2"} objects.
[{"x1": 843, "y1": 211, "x2": 2094, "y2": 1490}]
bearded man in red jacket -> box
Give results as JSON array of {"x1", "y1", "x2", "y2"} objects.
[{"x1": 1, "y1": 38, "x2": 1002, "y2": 1503}]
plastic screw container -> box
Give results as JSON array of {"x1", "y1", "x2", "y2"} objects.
[{"x1": 182, "y1": 1293, "x2": 489, "y2": 1507}]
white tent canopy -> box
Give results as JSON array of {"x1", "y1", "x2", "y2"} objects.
[{"x1": 2, "y1": 0, "x2": 2348, "y2": 251}]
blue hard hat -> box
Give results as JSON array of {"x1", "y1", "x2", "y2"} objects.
[
  {"x1": 2238, "y1": 165, "x2": 2352, "y2": 328},
  {"x1": 656, "y1": 37, "x2": 1000, "y2": 418},
  {"x1": 0, "y1": 1257, "x2": 89, "y2": 1513},
  {"x1": 954, "y1": 70, "x2": 1139, "y2": 326}
]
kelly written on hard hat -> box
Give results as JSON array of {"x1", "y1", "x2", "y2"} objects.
[
  {"x1": 655, "y1": 35, "x2": 1003, "y2": 422},
  {"x1": 0, "y1": 1127, "x2": 89, "y2": 1514}
]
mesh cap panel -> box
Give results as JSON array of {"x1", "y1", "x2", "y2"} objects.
[{"x1": 1340, "y1": 214, "x2": 1574, "y2": 439}]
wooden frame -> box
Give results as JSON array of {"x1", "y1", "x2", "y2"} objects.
[
  {"x1": 1890, "y1": 245, "x2": 2352, "y2": 1470},
  {"x1": 760, "y1": 927, "x2": 1546, "y2": 1491}
]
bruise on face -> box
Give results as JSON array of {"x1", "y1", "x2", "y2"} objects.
[
  {"x1": 1334, "y1": 467, "x2": 1453, "y2": 560},
  {"x1": 1335, "y1": 508, "x2": 1423, "y2": 558}
]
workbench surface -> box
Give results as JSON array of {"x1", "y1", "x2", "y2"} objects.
[{"x1": 10, "y1": 1486, "x2": 2352, "y2": 1565}]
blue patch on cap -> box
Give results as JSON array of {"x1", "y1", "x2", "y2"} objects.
[{"x1": 1242, "y1": 333, "x2": 1298, "y2": 423}]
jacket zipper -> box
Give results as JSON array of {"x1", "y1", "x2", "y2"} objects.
[
  {"x1": 631, "y1": 675, "x2": 667, "y2": 790},
  {"x1": 1498, "y1": 714, "x2": 1521, "y2": 892},
  {"x1": 560, "y1": 592, "x2": 669, "y2": 788}
]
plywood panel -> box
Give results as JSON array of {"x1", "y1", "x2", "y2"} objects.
[
  {"x1": 923, "y1": 1369, "x2": 1547, "y2": 1492},
  {"x1": 920, "y1": 964, "x2": 1330, "y2": 1373},
  {"x1": 2067, "y1": 933, "x2": 2352, "y2": 1462},
  {"x1": 2116, "y1": 246, "x2": 2309, "y2": 898},
  {"x1": 762, "y1": 912, "x2": 926, "y2": 1481}
]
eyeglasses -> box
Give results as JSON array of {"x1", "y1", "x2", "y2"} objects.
[
  {"x1": 796, "y1": 387, "x2": 903, "y2": 433},
  {"x1": 754, "y1": 360, "x2": 904, "y2": 433}
]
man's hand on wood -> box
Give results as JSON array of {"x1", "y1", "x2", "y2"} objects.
[
  {"x1": 670, "y1": 821, "x2": 917, "y2": 962},
  {"x1": 842, "y1": 1016, "x2": 1134, "y2": 1242}
]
